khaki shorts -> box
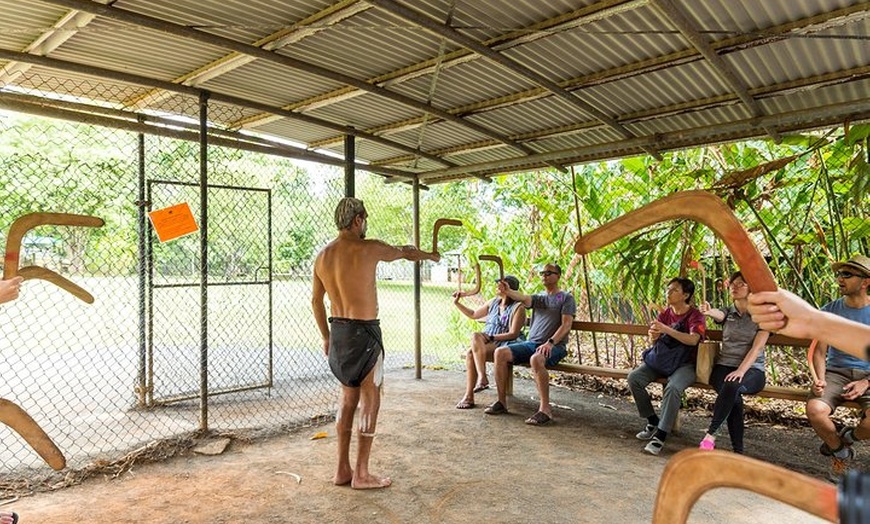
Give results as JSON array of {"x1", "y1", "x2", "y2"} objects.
[{"x1": 810, "y1": 368, "x2": 870, "y2": 411}]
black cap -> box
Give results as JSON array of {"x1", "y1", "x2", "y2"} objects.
[{"x1": 496, "y1": 275, "x2": 520, "y2": 290}]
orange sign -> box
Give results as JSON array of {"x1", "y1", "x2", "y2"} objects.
[{"x1": 148, "y1": 202, "x2": 199, "y2": 243}]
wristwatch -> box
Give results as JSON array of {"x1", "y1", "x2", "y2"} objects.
[
  {"x1": 487, "y1": 334, "x2": 495, "y2": 343},
  {"x1": 547, "y1": 338, "x2": 555, "y2": 345}
]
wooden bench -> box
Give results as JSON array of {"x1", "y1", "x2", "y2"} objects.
[{"x1": 506, "y1": 320, "x2": 861, "y2": 410}]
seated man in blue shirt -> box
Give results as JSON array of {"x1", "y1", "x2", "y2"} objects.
[
  {"x1": 807, "y1": 255, "x2": 870, "y2": 482},
  {"x1": 484, "y1": 263, "x2": 576, "y2": 426}
]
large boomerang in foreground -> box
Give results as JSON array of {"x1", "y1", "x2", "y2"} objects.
[
  {"x1": 573, "y1": 190, "x2": 821, "y2": 382},
  {"x1": 1, "y1": 212, "x2": 103, "y2": 470}
]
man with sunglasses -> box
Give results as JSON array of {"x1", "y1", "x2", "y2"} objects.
[
  {"x1": 806, "y1": 255, "x2": 870, "y2": 482},
  {"x1": 484, "y1": 263, "x2": 576, "y2": 426}
]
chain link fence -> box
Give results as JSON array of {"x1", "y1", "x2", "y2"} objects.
[{"x1": 1, "y1": 67, "x2": 867, "y2": 488}]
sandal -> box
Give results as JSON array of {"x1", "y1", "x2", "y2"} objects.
[
  {"x1": 525, "y1": 411, "x2": 552, "y2": 426},
  {"x1": 455, "y1": 398, "x2": 475, "y2": 409},
  {"x1": 484, "y1": 401, "x2": 508, "y2": 415},
  {"x1": 472, "y1": 383, "x2": 490, "y2": 393}
]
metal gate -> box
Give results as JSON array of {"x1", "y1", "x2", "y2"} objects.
[{"x1": 142, "y1": 180, "x2": 273, "y2": 406}]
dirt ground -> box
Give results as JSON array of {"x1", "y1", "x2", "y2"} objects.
[{"x1": 5, "y1": 369, "x2": 857, "y2": 523}]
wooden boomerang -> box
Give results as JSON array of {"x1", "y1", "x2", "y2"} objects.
[
  {"x1": 0, "y1": 399, "x2": 66, "y2": 470},
  {"x1": 431, "y1": 218, "x2": 462, "y2": 255},
  {"x1": 5, "y1": 213, "x2": 104, "y2": 302},
  {"x1": 570, "y1": 191, "x2": 823, "y2": 379},
  {"x1": 479, "y1": 254, "x2": 504, "y2": 281},
  {"x1": 652, "y1": 449, "x2": 837, "y2": 524},
  {"x1": 457, "y1": 263, "x2": 481, "y2": 297}
]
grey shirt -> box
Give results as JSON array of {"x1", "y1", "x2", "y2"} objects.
[
  {"x1": 715, "y1": 305, "x2": 765, "y2": 370},
  {"x1": 527, "y1": 290, "x2": 577, "y2": 345}
]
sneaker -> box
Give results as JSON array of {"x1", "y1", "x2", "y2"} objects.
[
  {"x1": 636, "y1": 424, "x2": 656, "y2": 440},
  {"x1": 644, "y1": 437, "x2": 664, "y2": 456},
  {"x1": 829, "y1": 447, "x2": 856, "y2": 482},
  {"x1": 699, "y1": 438, "x2": 715, "y2": 451},
  {"x1": 839, "y1": 427, "x2": 856, "y2": 447}
]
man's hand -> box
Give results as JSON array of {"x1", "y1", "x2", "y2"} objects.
[
  {"x1": 535, "y1": 341, "x2": 553, "y2": 358},
  {"x1": 811, "y1": 379, "x2": 826, "y2": 397},
  {"x1": 747, "y1": 289, "x2": 816, "y2": 337},
  {"x1": 0, "y1": 276, "x2": 23, "y2": 305},
  {"x1": 842, "y1": 379, "x2": 869, "y2": 401}
]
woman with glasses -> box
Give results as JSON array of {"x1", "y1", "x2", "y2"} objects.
[{"x1": 698, "y1": 270, "x2": 770, "y2": 453}]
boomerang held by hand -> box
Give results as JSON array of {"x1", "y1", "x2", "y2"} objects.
[
  {"x1": 573, "y1": 190, "x2": 819, "y2": 382},
  {"x1": 4, "y1": 212, "x2": 104, "y2": 303}
]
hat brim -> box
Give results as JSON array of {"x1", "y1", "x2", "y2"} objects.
[{"x1": 831, "y1": 261, "x2": 870, "y2": 277}]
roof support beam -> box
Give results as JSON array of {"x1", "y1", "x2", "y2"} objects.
[
  {"x1": 0, "y1": 91, "x2": 418, "y2": 180},
  {"x1": 419, "y1": 100, "x2": 870, "y2": 183},
  {"x1": 38, "y1": 0, "x2": 537, "y2": 158},
  {"x1": 124, "y1": 0, "x2": 372, "y2": 110},
  {"x1": 0, "y1": 48, "x2": 452, "y2": 169},
  {"x1": 306, "y1": 3, "x2": 867, "y2": 151},
  {"x1": 650, "y1": 0, "x2": 781, "y2": 142}
]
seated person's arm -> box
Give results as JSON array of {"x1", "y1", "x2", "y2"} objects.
[
  {"x1": 454, "y1": 295, "x2": 492, "y2": 321},
  {"x1": 501, "y1": 285, "x2": 532, "y2": 308},
  {"x1": 734, "y1": 330, "x2": 770, "y2": 376},
  {"x1": 547, "y1": 314, "x2": 574, "y2": 345},
  {"x1": 494, "y1": 304, "x2": 526, "y2": 344}
]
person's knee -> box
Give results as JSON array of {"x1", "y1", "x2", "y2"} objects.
[
  {"x1": 529, "y1": 352, "x2": 546, "y2": 371},
  {"x1": 471, "y1": 332, "x2": 487, "y2": 346},
  {"x1": 806, "y1": 400, "x2": 832, "y2": 421},
  {"x1": 494, "y1": 347, "x2": 512, "y2": 364}
]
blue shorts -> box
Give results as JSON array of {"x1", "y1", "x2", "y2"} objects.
[{"x1": 506, "y1": 340, "x2": 567, "y2": 367}]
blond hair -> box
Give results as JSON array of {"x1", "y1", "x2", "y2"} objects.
[{"x1": 334, "y1": 197, "x2": 366, "y2": 230}]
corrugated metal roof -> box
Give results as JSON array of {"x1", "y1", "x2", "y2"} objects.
[{"x1": 1, "y1": 0, "x2": 868, "y2": 183}]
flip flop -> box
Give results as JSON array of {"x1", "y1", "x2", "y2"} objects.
[
  {"x1": 0, "y1": 511, "x2": 18, "y2": 524},
  {"x1": 484, "y1": 401, "x2": 508, "y2": 415},
  {"x1": 472, "y1": 383, "x2": 489, "y2": 393},
  {"x1": 455, "y1": 399, "x2": 475, "y2": 409},
  {"x1": 525, "y1": 411, "x2": 552, "y2": 426}
]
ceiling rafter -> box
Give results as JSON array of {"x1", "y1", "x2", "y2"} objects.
[
  {"x1": 417, "y1": 100, "x2": 870, "y2": 183},
  {"x1": 305, "y1": 3, "x2": 868, "y2": 152},
  {"x1": 235, "y1": 0, "x2": 647, "y2": 128},
  {"x1": 366, "y1": 0, "x2": 662, "y2": 160},
  {"x1": 122, "y1": 0, "x2": 372, "y2": 110},
  {"x1": 38, "y1": 0, "x2": 538, "y2": 158},
  {"x1": 650, "y1": 0, "x2": 781, "y2": 142},
  {"x1": 0, "y1": 48, "x2": 453, "y2": 169},
  {"x1": 0, "y1": 0, "x2": 113, "y2": 84},
  {"x1": 374, "y1": 65, "x2": 870, "y2": 168}
]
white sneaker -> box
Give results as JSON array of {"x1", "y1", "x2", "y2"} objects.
[
  {"x1": 644, "y1": 437, "x2": 664, "y2": 456},
  {"x1": 636, "y1": 424, "x2": 656, "y2": 440}
]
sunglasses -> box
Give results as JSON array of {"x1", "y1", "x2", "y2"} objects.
[
  {"x1": 539, "y1": 271, "x2": 559, "y2": 276},
  {"x1": 836, "y1": 271, "x2": 860, "y2": 279}
]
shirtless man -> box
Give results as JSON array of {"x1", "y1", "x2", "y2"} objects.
[{"x1": 312, "y1": 197, "x2": 439, "y2": 489}]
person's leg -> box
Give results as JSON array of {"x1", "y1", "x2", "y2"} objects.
[
  {"x1": 470, "y1": 332, "x2": 492, "y2": 389},
  {"x1": 627, "y1": 363, "x2": 658, "y2": 420},
  {"x1": 457, "y1": 347, "x2": 477, "y2": 408},
  {"x1": 704, "y1": 365, "x2": 736, "y2": 441},
  {"x1": 807, "y1": 372, "x2": 846, "y2": 452},
  {"x1": 492, "y1": 345, "x2": 515, "y2": 409},
  {"x1": 352, "y1": 355, "x2": 391, "y2": 489},
  {"x1": 334, "y1": 384, "x2": 359, "y2": 486},
  {"x1": 530, "y1": 351, "x2": 552, "y2": 417},
  {"x1": 724, "y1": 368, "x2": 765, "y2": 453},
  {"x1": 657, "y1": 364, "x2": 695, "y2": 438}
]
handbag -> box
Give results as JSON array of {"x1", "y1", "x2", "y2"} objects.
[{"x1": 641, "y1": 317, "x2": 694, "y2": 376}]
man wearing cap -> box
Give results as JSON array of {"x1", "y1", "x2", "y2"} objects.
[
  {"x1": 453, "y1": 275, "x2": 527, "y2": 409},
  {"x1": 806, "y1": 255, "x2": 870, "y2": 482},
  {"x1": 312, "y1": 197, "x2": 439, "y2": 489},
  {"x1": 485, "y1": 263, "x2": 577, "y2": 425}
]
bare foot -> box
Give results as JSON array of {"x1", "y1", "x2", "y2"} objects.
[
  {"x1": 351, "y1": 473, "x2": 392, "y2": 489},
  {"x1": 333, "y1": 467, "x2": 353, "y2": 486}
]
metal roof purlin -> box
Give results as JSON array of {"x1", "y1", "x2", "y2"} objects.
[
  {"x1": 306, "y1": 3, "x2": 868, "y2": 154},
  {"x1": 129, "y1": 1, "x2": 372, "y2": 114},
  {"x1": 0, "y1": 48, "x2": 452, "y2": 169},
  {"x1": 37, "y1": 0, "x2": 537, "y2": 158},
  {"x1": 650, "y1": 0, "x2": 782, "y2": 143}
]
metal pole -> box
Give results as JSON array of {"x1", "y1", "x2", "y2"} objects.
[
  {"x1": 344, "y1": 131, "x2": 355, "y2": 197},
  {"x1": 199, "y1": 91, "x2": 210, "y2": 431},
  {"x1": 413, "y1": 178, "x2": 422, "y2": 379},
  {"x1": 571, "y1": 166, "x2": 599, "y2": 366},
  {"x1": 267, "y1": 190, "x2": 274, "y2": 388},
  {"x1": 136, "y1": 126, "x2": 147, "y2": 407}
]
